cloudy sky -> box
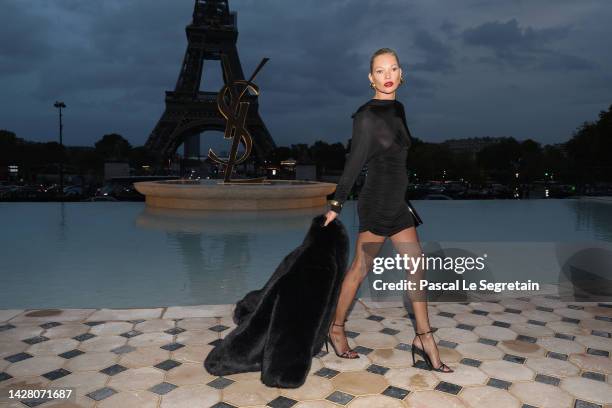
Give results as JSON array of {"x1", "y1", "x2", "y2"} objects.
[{"x1": 1, "y1": 0, "x2": 610, "y2": 152}]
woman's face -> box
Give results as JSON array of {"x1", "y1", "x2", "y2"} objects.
[{"x1": 368, "y1": 53, "x2": 402, "y2": 94}]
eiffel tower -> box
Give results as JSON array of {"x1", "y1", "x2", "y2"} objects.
[{"x1": 144, "y1": 0, "x2": 276, "y2": 171}]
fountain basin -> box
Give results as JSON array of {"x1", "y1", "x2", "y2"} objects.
[{"x1": 134, "y1": 179, "x2": 337, "y2": 210}]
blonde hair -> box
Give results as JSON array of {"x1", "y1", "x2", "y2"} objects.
[{"x1": 370, "y1": 48, "x2": 400, "y2": 73}]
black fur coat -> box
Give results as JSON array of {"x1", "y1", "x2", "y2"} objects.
[{"x1": 203, "y1": 214, "x2": 349, "y2": 388}]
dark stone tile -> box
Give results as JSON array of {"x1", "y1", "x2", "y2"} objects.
[
  {"x1": 206, "y1": 376, "x2": 234, "y2": 389},
  {"x1": 555, "y1": 332, "x2": 575, "y2": 341},
  {"x1": 21, "y1": 396, "x2": 52, "y2": 407},
  {"x1": 547, "y1": 351, "x2": 568, "y2": 361},
  {"x1": 208, "y1": 338, "x2": 223, "y2": 347},
  {"x1": 504, "y1": 308, "x2": 522, "y2": 314},
  {"x1": 380, "y1": 327, "x2": 400, "y2": 336},
  {"x1": 22, "y1": 335, "x2": 50, "y2": 345},
  {"x1": 83, "y1": 321, "x2": 105, "y2": 326},
  {"x1": 99, "y1": 364, "x2": 128, "y2": 376},
  {"x1": 128, "y1": 319, "x2": 146, "y2": 324},
  {"x1": 0, "y1": 323, "x2": 16, "y2": 332},
  {"x1": 434, "y1": 381, "x2": 462, "y2": 395},
  {"x1": 492, "y1": 321, "x2": 511, "y2": 328},
  {"x1": 535, "y1": 373, "x2": 560, "y2": 386},
  {"x1": 352, "y1": 345, "x2": 373, "y2": 355},
  {"x1": 395, "y1": 343, "x2": 411, "y2": 351},
  {"x1": 574, "y1": 400, "x2": 604, "y2": 408},
  {"x1": 4, "y1": 352, "x2": 33, "y2": 363},
  {"x1": 366, "y1": 314, "x2": 385, "y2": 322},
  {"x1": 487, "y1": 377, "x2": 511, "y2": 390},
  {"x1": 366, "y1": 364, "x2": 389, "y2": 375},
  {"x1": 438, "y1": 311, "x2": 455, "y2": 318},
  {"x1": 326, "y1": 390, "x2": 354, "y2": 405},
  {"x1": 209, "y1": 324, "x2": 230, "y2": 332},
  {"x1": 527, "y1": 319, "x2": 546, "y2": 326},
  {"x1": 587, "y1": 348, "x2": 610, "y2": 357},
  {"x1": 210, "y1": 403, "x2": 238, "y2": 408},
  {"x1": 595, "y1": 315, "x2": 612, "y2": 322},
  {"x1": 382, "y1": 385, "x2": 410, "y2": 400},
  {"x1": 39, "y1": 322, "x2": 62, "y2": 329},
  {"x1": 0, "y1": 372, "x2": 13, "y2": 382},
  {"x1": 72, "y1": 332, "x2": 96, "y2": 342},
  {"x1": 517, "y1": 335, "x2": 537, "y2": 343},
  {"x1": 413, "y1": 360, "x2": 430, "y2": 370},
  {"x1": 110, "y1": 344, "x2": 136, "y2": 355},
  {"x1": 478, "y1": 338, "x2": 498, "y2": 346},
  {"x1": 597, "y1": 303, "x2": 612, "y2": 308},
  {"x1": 86, "y1": 387, "x2": 117, "y2": 401},
  {"x1": 345, "y1": 330, "x2": 359, "y2": 338},
  {"x1": 153, "y1": 359, "x2": 182, "y2": 371},
  {"x1": 503, "y1": 354, "x2": 526, "y2": 364},
  {"x1": 460, "y1": 358, "x2": 482, "y2": 367},
  {"x1": 313, "y1": 367, "x2": 339, "y2": 379},
  {"x1": 536, "y1": 306, "x2": 554, "y2": 312},
  {"x1": 567, "y1": 304, "x2": 584, "y2": 310},
  {"x1": 437, "y1": 340, "x2": 458, "y2": 349},
  {"x1": 148, "y1": 382, "x2": 178, "y2": 395},
  {"x1": 42, "y1": 368, "x2": 71, "y2": 381},
  {"x1": 58, "y1": 349, "x2": 85, "y2": 359},
  {"x1": 472, "y1": 309, "x2": 489, "y2": 316},
  {"x1": 581, "y1": 371, "x2": 605, "y2": 382},
  {"x1": 119, "y1": 330, "x2": 143, "y2": 338},
  {"x1": 521, "y1": 405, "x2": 538, "y2": 408},
  {"x1": 164, "y1": 327, "x2": 186, "y2": 335},
  {"x1": 591, "y1": 330, "x2": 611, "y2": 338},
  {"x1": 456, "y1": 324, "x2": 475, "y2": 331},
  {"x1": 267, "y1": 395, "x2": 298, "y2": 408},
  {"x1": 160, "y1": 342, "x2": 185, "y2": 351},
  {"x1": 561, "y1": 317, "x2": 580, "y2": 324}
]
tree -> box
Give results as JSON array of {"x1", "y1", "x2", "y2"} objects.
[
  {"x1": 94, "y1": 133, "x2": 132, "y2": 161},
  {"x1": 566, "y1": 104, "x2": 612, "y2": 183}
]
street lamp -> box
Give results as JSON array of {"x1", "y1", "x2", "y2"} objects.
[{"x1": 54, "y1": 101, "x2": 66, "y2": 198}]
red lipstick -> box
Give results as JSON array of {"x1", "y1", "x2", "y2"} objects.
[{"x1": 384, "y1": 81, "x2": 394, "y2": 87}]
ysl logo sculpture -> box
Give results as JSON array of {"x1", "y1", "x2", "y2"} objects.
[{"x1": 208, "y1": 53, "x2": 269, "y2": 183}]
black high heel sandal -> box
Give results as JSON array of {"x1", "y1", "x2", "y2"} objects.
[
  {"x1": 411, "y1": 329, "x2": 453, "y2": 372},
  {"x1": 325, "y1": 322, "x2": 359, "y2": 359}
]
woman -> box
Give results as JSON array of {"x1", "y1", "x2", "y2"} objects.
[{"x1": 323, "y1": 48, "x2": 453, "y2": 373}]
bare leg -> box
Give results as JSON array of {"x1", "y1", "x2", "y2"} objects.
[
  {"x1": 329, "y1": 230, "x2": 386, "y2": 357},
  {"x1": 390, "y1": 226, "x2": 453, "y2": 372}
]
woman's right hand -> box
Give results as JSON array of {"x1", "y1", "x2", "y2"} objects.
[{"x1": 323, "y1": 210, "x2": 338, "y2": 227}]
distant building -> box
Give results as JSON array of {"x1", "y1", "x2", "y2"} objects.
[{"x1": 104, "y1": 161, "x2": 130, "y2": 180}]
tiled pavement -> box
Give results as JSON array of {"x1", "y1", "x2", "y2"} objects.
[{"x1": 1, "y1": 294, "x2": 611, "y2": 408}]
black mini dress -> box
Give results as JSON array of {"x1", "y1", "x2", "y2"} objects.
[{"x1": 330, "y1": 98, "x2": 422, "y2": 236}]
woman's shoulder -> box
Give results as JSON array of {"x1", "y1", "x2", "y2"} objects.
[{"x1": 350, "y1": 99, "x2": 402, "y2": 118}]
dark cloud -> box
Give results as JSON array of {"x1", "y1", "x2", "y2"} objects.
[
  {"x1": 407, "y1": 29, "x2": 454, "y2": 73},
  {"x1": 0, "y1": 2, "x2": 54, "y2": 75},
  {"x1": 461, "y1": 18, "x2": 593, "y2": 71},
  {"x1": 0, "y1": 0, "x2": 610, "y2": 148}
]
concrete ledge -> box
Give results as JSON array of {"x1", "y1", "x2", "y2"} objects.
[{"x1": 134, "y1": 179, "x2": 337, "y2": 210}]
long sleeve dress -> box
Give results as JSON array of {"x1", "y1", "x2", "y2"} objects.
[{"x1": 329, "y1": 98, "x2": 422, "y2": 236}]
